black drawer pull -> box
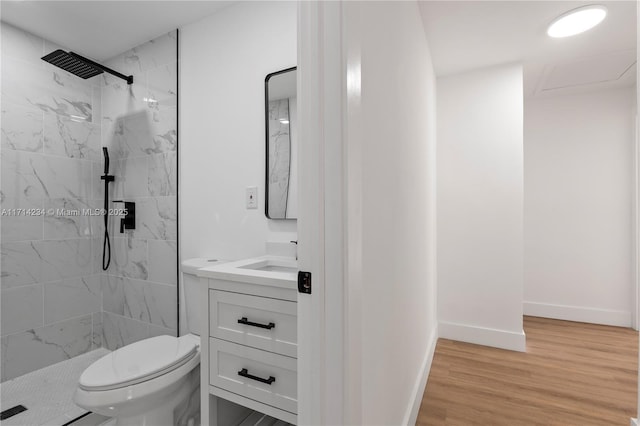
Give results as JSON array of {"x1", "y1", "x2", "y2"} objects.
[
  {"x1": 237, "y1": 317, "x2": 275, "y2": 330},
  {"x1": 238, "y1": 368, "x2": 276, "y2": 385}
]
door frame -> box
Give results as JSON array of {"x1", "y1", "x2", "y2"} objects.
[{"x1": 297, "y1": 2, "x2": 348, "y2": 424}]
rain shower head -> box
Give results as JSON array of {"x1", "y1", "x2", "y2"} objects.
[{"x1": 41, "y1": 49, "x2": 133, "y2": 85}]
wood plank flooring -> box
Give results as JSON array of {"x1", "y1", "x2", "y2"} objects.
[{"x1": 417, "y1": 316, "x2": 638, "y2": 425}]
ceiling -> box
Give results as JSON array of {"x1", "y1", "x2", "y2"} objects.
[
  {"x1": 418, "y1": 1, "x2": 637, "y2": 97},
  {"x1": 1, "y1": 1, "x2": 635, "y2": 98},
  {"x1": 0, "y1": 1, "x2": 233, "y2": 61}
]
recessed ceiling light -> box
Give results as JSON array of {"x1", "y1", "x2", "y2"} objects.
[{"x1": 547, "y1": 5, "x2": 607, "y2": 38}]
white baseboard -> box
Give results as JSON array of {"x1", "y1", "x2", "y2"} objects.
[
  {"x1": 403, "y1": 325, "x2": 438, "y2": 426},
  {"x1": 524, "y1": 302, "x2": 631, "y2": 327},
  {"x1": 438, "y1": 321, "x2": 526, "y2": 352}
]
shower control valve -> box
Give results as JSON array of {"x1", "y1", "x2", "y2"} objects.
[{"x1": 113, "y1": 201, "x2": 136, "y2": 233}]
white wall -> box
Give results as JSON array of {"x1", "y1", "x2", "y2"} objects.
[
  {"x1": 524, "y1": 87, "x2": 636, "y2": 326},
  {"x1": 342, "y1": 2, "x2": 439, "y2": 424},
  {"x1": 437, "y1": 63, "x2": 525, "y2": 351},
  {"x1": 180, "y1": 1, "x2": 297, "y2": 266}
]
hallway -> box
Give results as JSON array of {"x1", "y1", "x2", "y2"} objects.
[{"x1": 418, "y1": 317, "x2": 638, "y2": 425}]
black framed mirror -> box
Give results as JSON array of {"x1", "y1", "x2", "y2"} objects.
[{"x1": 265, "y1": 67, "x2": 297, "y2": 220}]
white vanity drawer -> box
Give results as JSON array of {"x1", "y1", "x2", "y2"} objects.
[
  {"x1": 209, "y1": 290, "x2": 297, "y2": 357},
  {"x1": 210, "y1": 338, "x2": 297, "y2": 415}
]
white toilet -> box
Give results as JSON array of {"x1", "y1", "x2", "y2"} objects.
[{"x1": 74, "y1": 258, "x2": 219, "y2": 426}]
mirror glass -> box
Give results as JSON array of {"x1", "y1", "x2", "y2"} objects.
[{"x1": 265, "y1": 67, "x2": 297, "y2": 219}]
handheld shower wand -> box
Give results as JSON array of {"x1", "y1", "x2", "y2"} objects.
[
  {"x1": 101, "y1": 148, "x2": 115, "y2": 270},
  {"x1": 103, "y1": 147, "x2": 110, "y2": 175}
]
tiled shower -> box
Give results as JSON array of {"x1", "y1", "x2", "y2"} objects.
[{"x1": 0, "y1": 23, "x2": 178, "y2": 382}]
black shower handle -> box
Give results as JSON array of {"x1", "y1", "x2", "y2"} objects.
[{"x1": 113, "y1": 201, "x2": 135, "y2": 233}]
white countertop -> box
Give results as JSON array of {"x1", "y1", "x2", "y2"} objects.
[{"x1": 195, "y1": 255, "x2": 297, "y2": 289}]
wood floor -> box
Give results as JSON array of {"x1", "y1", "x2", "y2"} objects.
[{"x1": 417, "y1": 316, "x2": 638, "y2": 425}]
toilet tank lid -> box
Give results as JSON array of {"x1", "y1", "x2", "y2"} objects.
[{"x1": 181, "y1": 258, "x2": 227, "y2": 275}]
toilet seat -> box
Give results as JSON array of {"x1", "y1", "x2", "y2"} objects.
[{"x1": 79, "y1": 335, "x2": 198, "y2": 391}]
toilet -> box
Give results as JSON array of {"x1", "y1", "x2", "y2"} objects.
[{"x1": 74, "y1": 258, "x2": 219, "y2": 426}]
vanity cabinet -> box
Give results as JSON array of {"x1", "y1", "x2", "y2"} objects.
[{"x1": 199, "y1": 259, "x2": 298, "y2": 426}]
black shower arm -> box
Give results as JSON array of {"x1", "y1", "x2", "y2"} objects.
[{"x1": 69, "y1": 52, "x2": 133, "y2": 85}]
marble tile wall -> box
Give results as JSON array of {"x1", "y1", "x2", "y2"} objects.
[
  {"x1": 1, "y1": 23, "x2": 103, "y2": 381},
  {"x1": 98, "y1": 30, "x2": 178, "y2": 350},
  {"x1": 0, "y1": 24, "x2": 179, "y2": 378}
]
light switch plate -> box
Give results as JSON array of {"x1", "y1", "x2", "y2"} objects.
[{"x1": 246, "y1": 186, "x2": 258, "y2": 209}]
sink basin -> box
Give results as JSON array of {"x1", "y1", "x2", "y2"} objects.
[{"x1": 239, "y1": 259, "x2": 297, "y2": 273}]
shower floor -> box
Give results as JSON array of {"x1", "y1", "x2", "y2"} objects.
[{"x1": 0, "y1": 348, "x2": 111, "y2": 426}]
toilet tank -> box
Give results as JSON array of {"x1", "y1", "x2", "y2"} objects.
[{"x1": 181, "y1": 258, "x2": 226, "y2": 336}]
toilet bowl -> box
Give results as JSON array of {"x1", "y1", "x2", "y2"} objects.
[
  {"x1": 74, "y1": 334, "x2": 201, "y2": 426},
  {"x1": 75, "y1": 258, "x2": 223, "y2": 426}
]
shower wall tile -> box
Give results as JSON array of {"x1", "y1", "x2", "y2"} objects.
[
  {"x1": 100, "y1": 75, "x2": 146, "y2": 127},
  {"x1": 95, "y1": 29, "x2": 177, "y2": 354},
  {"x1": 36, "y1": 155, "x2": 94, "y2": 199},
  {"x1": 92, "y1": 312, "x2": 102, "y2": 350},
  {"x1": 1, "y1": 150, "x2": 93, "y2": 200},
  {"x1": 148, "y1": 107, "x2": 177, "y2": 154},
  {"x1": 122, "y1": 110, "x2": 154, "y2": 157},
  {"x1": 102, "y1": 274, "x2": 125, "y2": 316},
  {"x1": 111, "y1": 31, "x2": 178, "y2": 79},
  {"x1": 104, "y1": 109, "x2": 177, "y2": 160},
  {"x1": 91, "y1": 86, "x2": 102, "y2": 125},
  {"x1": 43, "y1": 197, "x2": 93, "y2": 239},
  {"x1": 87, "y1": 198, "x2": 106, "y2": 238},
  {"x1": 1, "y1": 214, "x2": 43, "y2": 243},
  {"x1": 1, "y1": 241, "x2": 44, "y2": 289},
  {"x1": 91, "y1": 237, "x2": 106, "y2": 274},
  {"x1": 147, "y1": 64, "x2": 177, "y2": 108},
  {"x1": 110, "y1": 237, "x2": 148, "y2": 279},
  {"x1": 101, "y1": 311, "x2": 148, "y2": 351},
  {"x1": 1, "y1": 23, "x2": 44, "y2": 65},
  {"x1": 40, "y1": 239, "x2": 93, "y2": 282},
  {"x1": 1, "y1": 22, "x2": 104, "y2": 378},
  {"x1": 102, "y1": 274, "x2": 176, "y2": 330},
  {"x1": 39, "y1": 67, "x2": 94, "y2": 121},
  {"x1": 133, "y1": 197, "x2": 177, "y2": 240},
  {"x1": 148, "y1": 152, "x2": 177, "y2": 196},
  {"x1": 122, "y1": 279, "x2": 177, "y2": 330},
  {"x1": 113, "y1": 156, "x2": 149, "y2": 198},
  {"x1": 101, "y1": 116, "x2": 126, "y2": 160},
  {"x1": 1, "y1": 285, "x2": 44, "y2": 336},
  {"x1": 148, "y1": 240, "x2": 177, "y2": 285},
  {"x1": 0, "y1": 196, "x2": 44, "y2": 243},
  {"x1": 4, "y1": 228, "x2": 94, "y2": 289},
  {"x1": 43, "y1": 113, "x2": 100, "y2": 161},
  {"x1": 0, "y1": 315, "x2": 92, "y2": 381},
  {"x1": 148, "y1": 324, "x2": 176, "y2": 339},
  {"x1": 2, "y1": 56, "x2": 94, "y2": 121},
  {"x1": 1, "y1": 149, "x2": 50, "y2": 200},
  {"x1": 1, "y1": 102, "x2": 44, "y2": 152},
  {"x1": 2, "y1": 57, "x2": 50, "y2": 108},
  {"x1": 44, "y1": 275, "x2": 101, "y2": 324}
]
